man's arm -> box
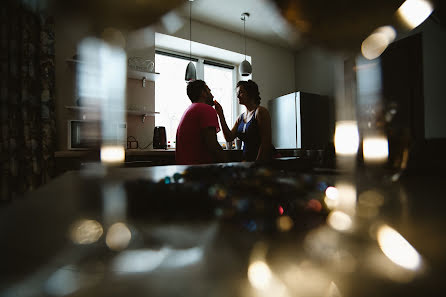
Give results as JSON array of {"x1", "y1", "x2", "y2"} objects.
[{"x1": 202, "y1": 127, "x2": 227, "y2": 163}]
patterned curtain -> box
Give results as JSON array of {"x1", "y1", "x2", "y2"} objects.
[{"x1": 0, "y1": 0, "x2": 56, "y2": 202}]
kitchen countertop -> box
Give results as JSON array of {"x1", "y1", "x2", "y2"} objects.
[
  {"x1": 55, "y1": 149, "x2": 176, "y2": 158},
  {"x1": 55, "y1": 148, "x2": 299, "y2": 157}
]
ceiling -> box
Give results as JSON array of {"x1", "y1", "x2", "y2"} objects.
[
  {"x1": 173, "y1": 0, "x2": 446, "y2": 51},
  {"x1": 174, "y1": 0, "x2": 304, "y2": 50}
]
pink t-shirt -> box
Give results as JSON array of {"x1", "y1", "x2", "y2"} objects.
[{"x1": 176, "y1": 103, "x2": 221, "y2": 165}]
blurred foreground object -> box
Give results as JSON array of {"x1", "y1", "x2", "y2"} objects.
[
  {"x1": 270, "y1": 0, "x2": 437, "y2": 51},
  {"x1": 50, "y1": 0, "x2": 186, "y2": 31}
]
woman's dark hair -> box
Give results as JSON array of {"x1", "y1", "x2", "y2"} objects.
[
  {"x1": 187, "y1": 79, "x2": 207, "y2": 102},
  {"x1": 237, "y1": 80, "x2": 261, "y2": 105}
]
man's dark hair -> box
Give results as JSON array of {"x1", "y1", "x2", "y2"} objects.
[
  {"x1": 237, "y1": 80, "x2": 261, "y2": 105},
  {"x1": 187, "y1": 80, "x2": 207, "y2": 103}
]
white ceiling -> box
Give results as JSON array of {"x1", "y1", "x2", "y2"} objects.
[{"x1": 174, "y1": 0, "x2": 304, "y2": 50}]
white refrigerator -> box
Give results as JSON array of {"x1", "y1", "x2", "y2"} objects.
[{"x1": 268, "y1": 92, "x2": 333, "y2": 149}]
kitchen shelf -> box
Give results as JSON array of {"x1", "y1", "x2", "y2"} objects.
[
  {"x1": 65, "y1": 105, "x2": 159, "y2": 123},
  {"x1": 66, "y1": 59, "x2": 160, "y2": 87},
  {"x1": 127, "y1": 69, "x2": 160, "y2": 86}
]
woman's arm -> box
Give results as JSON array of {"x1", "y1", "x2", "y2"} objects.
[
  {"x1": 214, "y1": 100, "x2": 239, "y2": 142},
  {"x1": 255, "y1": 106, "x2": 272, "y2": 161}
]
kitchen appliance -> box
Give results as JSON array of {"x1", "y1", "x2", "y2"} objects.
[
  {"x1": 153, "y1": 126, "x2": 167, "y2": 149},
  {"x1": 269, "y1": 92, "x2": 333, "y2": 149},
  {"x1": 68, "y1": 120, "x2": 127, "y2": 150}
]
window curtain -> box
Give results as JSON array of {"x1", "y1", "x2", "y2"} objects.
[{"x1": 0, "y1": 0, "x2": 56, "y2": 202}]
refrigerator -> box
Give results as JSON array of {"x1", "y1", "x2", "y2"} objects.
[{"x1": 269, "y1": 92, "x2": 333, "y2": 149}]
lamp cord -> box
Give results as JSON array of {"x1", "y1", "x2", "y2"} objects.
[
  {"x1": 189, "y1": 1, "x2": 192, "y2": 61},
  {"x1": 243, "y1": 16, "x2": 246, "y2": 60}
]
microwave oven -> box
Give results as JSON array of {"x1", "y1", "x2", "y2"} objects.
[{"x1": 68, "y1": 120, "x2": 127, "y2": 150}]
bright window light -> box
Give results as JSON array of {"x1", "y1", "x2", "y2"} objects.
[
  {"x1": 155, "y1": 52, "x2": 235, "y2": 144},
  {"x1": 155, "y1": 54, "x2": 195, "y2": 143},
  {"x1": 204, "y1": 64, "x2": 234, "y2": 143}
]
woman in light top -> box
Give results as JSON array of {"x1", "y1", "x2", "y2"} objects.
[{"x1": 214, "y1": 80, "x2": 273, "y2": 162}]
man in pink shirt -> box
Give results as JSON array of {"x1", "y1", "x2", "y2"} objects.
[{"x1": 176, "y1": 80, "x2": 226, "y2": 165}]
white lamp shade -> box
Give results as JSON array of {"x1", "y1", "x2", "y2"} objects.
[
  {"x1": 185, "y1": 61, "x2": 196, "y2": 81},
  {"x1": 240, "y1": 60, "x2": 252, "y2": 76}
]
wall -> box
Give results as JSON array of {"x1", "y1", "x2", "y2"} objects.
[
  {"x1": 294, "y1": 46, "x2": 340, "y2": 97},
  {"x1": 55, "y1": 17, "x2": 296, "y2": 151},
  {"x1": 294, "y1": 18, "x2": 446, "y2": 140}
]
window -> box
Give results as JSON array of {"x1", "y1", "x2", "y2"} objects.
[
  {"x1": 155, "y1": 51, "x2": 236, "y2": 144},
  {"x1": 204, "y1": 63, "x2": 235, "y2": 142}
]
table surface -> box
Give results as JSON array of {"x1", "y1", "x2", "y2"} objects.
[{"x1": 1, "y1": 162, "x2": 445, "y2": 297}]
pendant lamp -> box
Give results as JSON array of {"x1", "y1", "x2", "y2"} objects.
[
  {"x1": 240, "y1": 12, "x2": 252, "y2": 77},
  {"x1": 185, "y1": 0, "x2": 196, "y2": 81}
]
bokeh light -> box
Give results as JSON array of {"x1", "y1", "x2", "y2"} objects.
[
  {"x1": 361, "y1": 26, "x2": 397, "y2": 60},
  {"x1": 101, "y1": 145, "x2": 125, "y2": 163},
  {"x1": 335, "y1": 182, "x2": 357, "y2": 214},
  {"x1": 248, "y1": 261, "x2": 272, "y2": 290},
  {"x1": 325, "y1": 186, "x2": 339, "y2": 200},
  {"x1": 363, "y1": 136, "x2": 389, "y2": 162},
  {"x1": 327, "y1": 211, "x2": 353, "y2": 232},
  {"x1": 377, "y1": 224, "x2": 422, "y2": 270},
  {"x1": 69, "y1": 219, "x2": 103, "y2": 245},
  {"x1": 325, "y1": 186, "x2": 339, "y2": 209},
  {"x1": 106, "y1": 222, "x2": 132, "y2": 251},
  {"x1": 335, "y1": 121, "x2": 359, "y2": 156},
  {"x1": 277, "y1": 216, "x2": 294, "y2": 232},
  {"x1": 397, "y1": 0, "x2": 434, "y2": 29},
  {"x1": 361, "y1": 31, "x2": 390, "y2": 60}
]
